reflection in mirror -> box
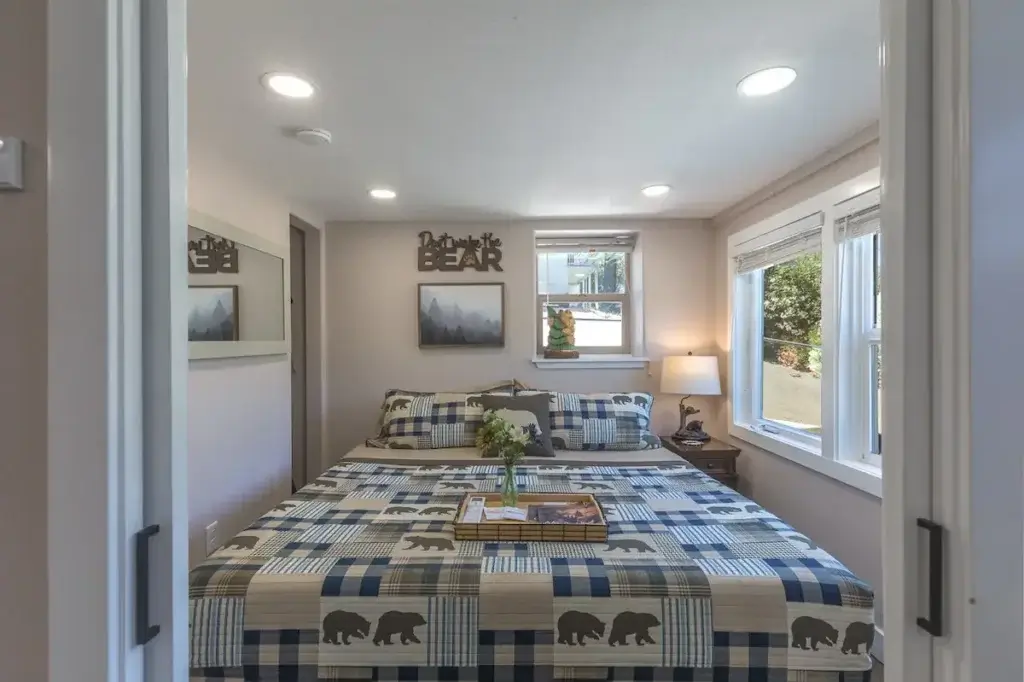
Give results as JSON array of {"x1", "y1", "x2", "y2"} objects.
[{"x1": 187, "y1": 226, "x2": 285, "y2": 342}]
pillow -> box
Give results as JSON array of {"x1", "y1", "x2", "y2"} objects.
[
  {"x1": 520, "y1": 390, "x2": 658, "y2": 451},
  {"x1": 476, "y1": 393, "x2": 555, "y2": 458},
  {"x1": 372, "y1": 382, "x2": 515, "y2": 442},
  {"x1": 376, "y1": 391, "x2": 514, "y2": 450}
]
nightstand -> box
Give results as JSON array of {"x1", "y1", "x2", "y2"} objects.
[{"x1": 660, "y1": 436, "x2": 741, "y2": 490}]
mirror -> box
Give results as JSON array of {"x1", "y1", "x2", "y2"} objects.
[{"x1": 187, "y1": 211, "x2": 289, "y2": 359}]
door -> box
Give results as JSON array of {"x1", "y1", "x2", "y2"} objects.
[{"x1": 290, "y1": 224, "x2": 308, "y2": 491}]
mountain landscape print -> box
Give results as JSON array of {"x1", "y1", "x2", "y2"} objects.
[
  {"x1": 188, "y1": 285, "x2": 239, "y2": 341},
  {"x1": 419, "y1": 283, "x2": 504, "y2": 347}
]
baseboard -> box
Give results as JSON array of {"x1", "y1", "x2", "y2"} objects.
[{"x1": 872, "y1": 626, "x2": 884, "y2": 664}]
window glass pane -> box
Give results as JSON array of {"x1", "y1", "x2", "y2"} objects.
[
  {"x1": 871, "y1": 342, "x2": 883, "y2": 454},
  {"x1": 760, "y1": 253, "x2": 822, "y2": 434},
  {"x1": 873, "y1": 233, "x2": 882, "y2": 327},
  {"x1": 537, "y1": 252, "x2": 626, "y2": 295},
  {"x1": 541, "y1": 302, "x2": 623, "y2": 348}
]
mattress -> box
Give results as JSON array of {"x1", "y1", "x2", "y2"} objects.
[{"x1": 188, "y1": 450, "x2": 875, "y2": 681}]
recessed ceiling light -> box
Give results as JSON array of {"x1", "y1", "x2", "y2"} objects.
[
  {"x1": 737, "y1": 67, "x2": 797, "y2": 97},
  {"x1": 641, "y1": 184, "x2": 671, "y2": 198},
  {"x1": 369, "y1": 188, "x2": 397, "y2": 200},
  {"x1": 261, "y1": 72, "x2": 315, "y2": 99}
]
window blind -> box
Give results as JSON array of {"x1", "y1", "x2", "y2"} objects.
[
  {"x1": 734, "y1": 212, "x2": 824, "y2": 274},
  {"x1": 835, "y1": 204, "x2": 881, "y2": 241},
  {"x1": 535, "y1": 233, "x2": 636, "y2": 253}
]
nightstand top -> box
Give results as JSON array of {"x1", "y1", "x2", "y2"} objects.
[{"x1": 660, "y1": 435, "x2": 740, "y2": 457}]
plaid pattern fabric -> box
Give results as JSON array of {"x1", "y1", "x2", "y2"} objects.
[
  {"x1": 374, "y1": 391, "x2": 535, "y2": 450},
  {"x1": 189, "y1": 457, "x2": 874, "y2": 682},
  {"x1": 519, "y1": 391, "x2": 659, "y2": 451}
]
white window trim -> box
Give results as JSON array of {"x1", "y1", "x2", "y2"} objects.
[
  {"x1": 533, "y1": 230, "x2": 646, "y2": 369},
  {"x1": 727, "y1": 169, "x2": 882, "y2": 498}
]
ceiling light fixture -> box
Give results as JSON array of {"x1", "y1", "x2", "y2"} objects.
[
  {"x1": 369, "y1": 188, "x2": 397, "y2": 200},
  {"x1": 737, "y1": 66, "x2": 797, "y2": 97},
  {"x1": 641, "y1": 184, "x2": 671, "y2": 198},
  {"x1": 261, "y1": 72, "x2": 316, "y2": 99}
]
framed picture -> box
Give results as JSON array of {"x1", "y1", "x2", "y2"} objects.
[
  {"x1": 188, "y1": 285, "x2": 239, "y2": 341},
  {"x1": 418, "y1": 282, "x2": 505, "y2": 348}
]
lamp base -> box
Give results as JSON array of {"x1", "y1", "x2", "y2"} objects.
[{"x1": 672, "y1": 428, "x2": 711, "y2": 443}]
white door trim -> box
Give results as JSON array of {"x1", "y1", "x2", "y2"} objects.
[
  {"x1": 880, "y1": 0, "x2": 936, "y2": 680},
  {"x1": 141, "y1": 1, "x2": 190, "y2": 681}
]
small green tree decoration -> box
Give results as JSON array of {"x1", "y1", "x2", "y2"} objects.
[
  {"x1": 545, "y1": 306, "x2": 579, "y2": 359},
  {"x1": 476, "y1": 410, "x2": 530, "y2": 506}
]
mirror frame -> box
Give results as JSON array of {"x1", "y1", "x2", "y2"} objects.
[{"x1": 188, "y1": 209, "x2": 291, "y2": 360}]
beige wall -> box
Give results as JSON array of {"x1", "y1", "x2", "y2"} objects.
[
  {"x1": 710, "y1": 139, "x2": 884, "y2": 625},
  {"x1": 0, "y1": 1, "x2": 48, "y2": 678},
  {"x1": 186, "y1": 149, "x2": 324, "y2": 565},
  {"x1": 324, "y1": 219, "x2": 717, "y2": 469}
]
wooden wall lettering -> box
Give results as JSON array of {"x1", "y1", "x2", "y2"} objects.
[
  {"x1": 189, "y1": 233, "x2": 240, "y2": 274},
  {"x1": 417, "y1": 231, "x2": 504, "y2": 272}
]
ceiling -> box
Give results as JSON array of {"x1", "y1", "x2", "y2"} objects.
[{"x1": 187, "y1": 0, "x2": 880, "y2": 222}]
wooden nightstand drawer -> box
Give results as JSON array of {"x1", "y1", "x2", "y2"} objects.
[
  {"x1": 659, "y1": 436, "x2": 741, "y2": 491},
  {"x1": 689, "y1": 457, "x2": 734, "y2": 475}
]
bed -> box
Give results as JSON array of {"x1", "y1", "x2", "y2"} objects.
[{"x1": 188, "y1": 445, "x2": 875, "y2": 681}]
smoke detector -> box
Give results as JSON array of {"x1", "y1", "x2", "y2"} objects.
[{"x1": 292, "y1": 128, "x2": 332, "y2": 146}]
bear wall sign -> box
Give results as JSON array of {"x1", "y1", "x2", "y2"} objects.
[
  {"x1": 417, "y1": 230, "x2": 503, "y2": 272},
  {"x1": 189, "y1": 232, "x2": 240, "y2": 274}
]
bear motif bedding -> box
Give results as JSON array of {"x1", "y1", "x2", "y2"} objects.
[{"x1": 188, "y1": 456, "x2": 874, "y2": 681}]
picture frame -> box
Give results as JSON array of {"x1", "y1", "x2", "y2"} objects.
[
  {"x1": 418, "y1": 282, "x2": 505, "y2": 348},
  {"x1": 188, "y1": 285, "x2": 240, "y2": 342}
]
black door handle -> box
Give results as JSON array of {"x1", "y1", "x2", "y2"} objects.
[
  {"x1": 916, "y1": 518, "x2": 943, "y2": 636},
  {"x1": 135, "y1": 524, "x2": 161, "y2": 645}
]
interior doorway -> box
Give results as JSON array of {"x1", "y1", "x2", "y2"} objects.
[
  {"x1": 288, "y1": 215, "x2": 324, "y2": 493},
  {"x1": 290, "y1": 224, "x2": 307, "y2": 492}
]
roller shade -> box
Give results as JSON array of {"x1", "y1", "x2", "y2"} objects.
[
  {"x1": 734, "y1": 212, "x2": 824, "y2": 274},
  {"x1": 535, "y1": 233, "x2": 636, "y2": 253},
  {"x1": 835, "y1": 204, "x2": 881, "y2": 241}
]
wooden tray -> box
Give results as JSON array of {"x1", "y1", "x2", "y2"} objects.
[{"x1": 454, "y1": 493, "x2": 608, "y2": 542}]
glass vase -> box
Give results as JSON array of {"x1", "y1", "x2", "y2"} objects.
[{"x1": 501, "y1": 464, "x2": 518, "y2": 507}]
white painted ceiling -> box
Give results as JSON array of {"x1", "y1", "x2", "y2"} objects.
[{"x1": 187, "y1": 1, "x2": 880, "y2": 222}]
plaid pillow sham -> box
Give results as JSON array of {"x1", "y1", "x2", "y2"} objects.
[
  {"x1": 518, "y1": 390, "x2": 659, "y2": 451},
  {"x1": 372, "y1": 390, "x2": 516, "y2": 450}
]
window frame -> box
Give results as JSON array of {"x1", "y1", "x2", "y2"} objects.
[
  {"x1": 535, "y1": 248, "x2": 633, "y2": 356},
  {"x1": 727, "y1": 171, "x2": 882, "y2": 498}
]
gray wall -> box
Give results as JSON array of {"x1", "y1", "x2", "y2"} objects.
[
  {"x1": 186, "y1": 147, "x2": 325, "y2": 565},
  {"x1": 325, "y1": 219, "x2": 718, "y2": 469},
  {"x1": 711, "y1": 140, "x2": 884, "y2": 626},
  {"x1": 0, "y1": 0, "x2": 48, "y2": 678}
]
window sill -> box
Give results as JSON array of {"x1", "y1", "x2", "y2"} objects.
[
  {"x1": 531, "y1": 355, "x2": 649, "y2": 370},
  {"x1": 729, "y1": 422, "x2": 882, "y2": 498}
]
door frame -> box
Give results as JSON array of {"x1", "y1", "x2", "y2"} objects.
[
  {"x1": 289, "y1": 214, "x2": 328, "y2": 483},
  {"x1": 46, "y1": 1, "x2": 188, "y2": 681}
]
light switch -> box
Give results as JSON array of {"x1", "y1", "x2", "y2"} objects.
[{"x1": 0, "y1": 137, "x2": 25, "y2": 191}]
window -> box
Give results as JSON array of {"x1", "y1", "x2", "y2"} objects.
[
  {"x1": 733, "y1": 212, "x2": 824, "y2": 450},
  {"x1": 536, "y1": 234, "x2": 634, "y2": 356},
  {"x1": 835, "y1": 200, "x2": 882, "y2": 467},
  {"x1": 728, "y1": 178, "x2": 882, "y2": 496}
]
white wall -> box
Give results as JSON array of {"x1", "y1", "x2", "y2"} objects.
[
  {"x1": 0, "y1": 1, "x2": 48, "y2": 677},
  {"x1": 186, "y1": 149, "x2": 324, "y2": 564},
  {"x1": 325, "y1": 219, "x2": 717, "y2": 471},
  {"x1": 711, "y1": 138, "x2": 884, "y2": 626}
]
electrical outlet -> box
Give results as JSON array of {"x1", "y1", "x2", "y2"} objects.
[{"x1": 205, "y1": 521, "x2": 219, "y2": 555}]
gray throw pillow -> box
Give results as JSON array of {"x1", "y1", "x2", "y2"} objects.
[{"x1": 476, "y1": 393, "x2": 555, "y2": 458}]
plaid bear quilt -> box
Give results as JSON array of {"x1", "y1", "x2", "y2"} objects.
[{"x1": 188, "y1": 457, "x2": 874, "y2": 681}]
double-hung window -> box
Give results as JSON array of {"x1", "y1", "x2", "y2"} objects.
[
  {"x1": 732, "y1": 212, "x2": 825, "y2": 451},
  {"x1": 728, "y1": 174, "x2": 882, "y2": 495},
  {"x1": 535, "y1": 233, "x2": 635, "y2": 355},
  {"x1": 834, "y1": 189, "x2": 882, "y2": 468}
]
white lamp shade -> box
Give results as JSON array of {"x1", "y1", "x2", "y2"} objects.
[{"x1": 660, "y1": 355, "x2": 722, "y2": 396}]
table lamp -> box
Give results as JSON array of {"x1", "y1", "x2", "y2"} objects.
[{"x1": 660, "y1": 353, "x2": 722, "y2": 442}]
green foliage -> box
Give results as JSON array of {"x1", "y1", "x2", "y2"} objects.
[
  {"x1": 763, "y1": 253, "x2": 822, "y2": 372},
  {"x1": 476, "y1": 410, "x2": 529, "y2": 467}
]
